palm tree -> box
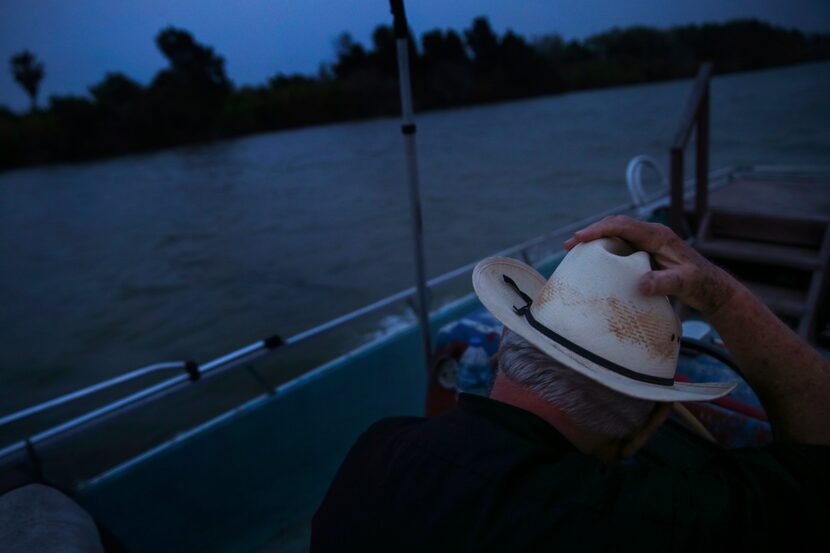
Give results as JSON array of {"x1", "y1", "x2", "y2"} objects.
[{"x1": 11, "y1": 51, "x2": 45, "y2": 111}]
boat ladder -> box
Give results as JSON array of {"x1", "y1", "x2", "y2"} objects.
[{"x1": 694, "y1": 208, "x2": 830, "y2": 343}]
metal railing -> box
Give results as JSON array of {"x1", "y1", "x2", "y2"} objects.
[
  {"x1": 670, "y1": 62, "x2": 712, "y2": 236},
  {"x1": 0, "y1": 362, "x2": 187, "y2": 428},
  {"x1": 626, "y1": 154, "x2": 666, "y2": 213}
]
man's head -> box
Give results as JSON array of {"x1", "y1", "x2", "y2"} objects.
[
  {"x1": 492, "y1": 328, "x2": 672, "y2": 460},
  {"x1": 496, "y1": 329, "x2": 655, "y2": 438}
]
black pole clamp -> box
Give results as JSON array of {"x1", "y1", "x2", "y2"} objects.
[
  {"x1": 184, "y1": 360, "x2": 200, "y2": 381},
  {"x1": 264, "y1": 334, "x2": 284, "y2": 349}
]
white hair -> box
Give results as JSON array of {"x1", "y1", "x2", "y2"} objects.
[{"x1": 495, "y1": 330, "x2": 655, "y2": 437}]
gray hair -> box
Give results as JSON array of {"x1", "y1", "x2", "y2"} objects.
[{"x1": 496, "y1": 330, "x2": 655, "y2": 437}]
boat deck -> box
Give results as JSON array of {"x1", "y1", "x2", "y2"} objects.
[{"x1": 690, "y1": 175, "x2": 830, "y2": 218}]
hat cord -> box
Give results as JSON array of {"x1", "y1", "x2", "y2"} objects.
[{"x1": 501, "y1": 274, "x2": 675, "y2": 387}]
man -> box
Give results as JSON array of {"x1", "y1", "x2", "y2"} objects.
[{"x1": 311, "y1": 216, "x2": 830, "y2": 551}]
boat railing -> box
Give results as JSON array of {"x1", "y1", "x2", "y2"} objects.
[
  {"x1": 626, "y1": 154, "x2": 667, "y2": 213},
  {"x1": 670, "y1": 62, "x2": 712, "y2": 236}
]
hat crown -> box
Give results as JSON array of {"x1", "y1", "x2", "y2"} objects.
[
  {"x1": 532, "y1": 238, "x2": 681, "y2": 380},
  {"x1": 472, "y1": 244, "x2": 736, "y2": 401}
]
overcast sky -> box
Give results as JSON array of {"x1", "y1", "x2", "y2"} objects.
[{"x1": 2, "y1": 0, "x2": 829, "y2": 111}]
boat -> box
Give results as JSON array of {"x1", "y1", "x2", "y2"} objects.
[{"x1": 1, "y1": 3, "x2": 828, "y2": 552}]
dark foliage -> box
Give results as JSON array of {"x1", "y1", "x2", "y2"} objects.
[
  {"x1": 2, "y1": 18, "x2": 828, "y2": 170},
  {"x1": 10, "y1": 50, "x2": 45, "y2": 112},
  {"x1": 145, "y1": 27, "x2": 232, "y2": 146}
]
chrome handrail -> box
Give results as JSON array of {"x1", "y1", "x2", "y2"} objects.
[
  {"x1": 0, "y1": 362, "x2": 188, "y2": 428},
  {"x1": 626, "y1": 154, "x2": 665, "y2": 208}
]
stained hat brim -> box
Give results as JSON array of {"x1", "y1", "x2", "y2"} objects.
[{"x1": 473, "y1": 256, "x2": 736, "y2": 402}]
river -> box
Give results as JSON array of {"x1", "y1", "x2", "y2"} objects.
[{"x1": 1, "y1": 61, "x2": 829, "y2": 414}]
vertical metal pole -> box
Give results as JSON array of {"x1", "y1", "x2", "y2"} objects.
[
  {"x1": 695, "y1": 85, "x2": 710, "y2": 229},
  {"x1": 670, "y1": 147, "x2": 685, "y2": 236},
  {"x1": 390, "y1": 0, "x2": 432, "y2": 372}
]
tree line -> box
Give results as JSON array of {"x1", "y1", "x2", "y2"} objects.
[{"x1": 2, "y1": 17, "x2": 828, "y2": 170}]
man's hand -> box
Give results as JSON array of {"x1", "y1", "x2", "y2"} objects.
[
  {"x1": 564, "y1": 215, "x2": 738, "y2": 317},
  {"x1": 565, "y1": 216, "x2": 830, "y2": 444}
]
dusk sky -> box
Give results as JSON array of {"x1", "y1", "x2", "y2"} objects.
[{"x1": 2, "y1": 0, "x2": 830, "y2": 112}]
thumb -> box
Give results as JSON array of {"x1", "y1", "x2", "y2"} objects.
[{"x1": 639, "y1": 269, "x2": 684, "y2": 297}]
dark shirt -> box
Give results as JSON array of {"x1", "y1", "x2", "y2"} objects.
[{"x1": 311, "y1": 394, "x2": 830, "y2": 552}]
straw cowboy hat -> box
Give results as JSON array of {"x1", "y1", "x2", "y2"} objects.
[{"x1": 472, "y1": 238, "x2": 736, "y2": 401}]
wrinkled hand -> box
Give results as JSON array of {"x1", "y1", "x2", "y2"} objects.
[{"x1": 564, "y1": 215, "x2": 738, "y2": 317}]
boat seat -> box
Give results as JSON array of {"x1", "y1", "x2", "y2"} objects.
[{"x1": 0, "y1": 484, "x2": 104, "y2": 553}]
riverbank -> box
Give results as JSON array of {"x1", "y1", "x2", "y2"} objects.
[{"x1": 2, "y1": 17, "x2": 828, "y2": 171}]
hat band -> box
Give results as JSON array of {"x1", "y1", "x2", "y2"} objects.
[{"x1": 502, "y1": 275, "x2": 675, "y2": 387}]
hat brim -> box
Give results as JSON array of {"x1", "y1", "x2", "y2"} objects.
[{"x1": 473, "y1": 257, "x2": 736, "y2": 402}]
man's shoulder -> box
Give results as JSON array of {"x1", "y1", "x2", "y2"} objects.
[
  {"x1": 357, "y1": 415, "x2": 427, "y2": 444},
  {"x1": 366, "y1": 415, "x2": 426, "y2": 433}
]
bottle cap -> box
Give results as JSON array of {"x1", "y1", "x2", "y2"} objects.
[{"x1": 469, "y1": 336, "x2": 482, "y2": 346}]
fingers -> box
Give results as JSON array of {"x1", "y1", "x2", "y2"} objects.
[
  {"x1": 638, "y1": 269, "x2": 686, "y2": 297},
  {"x1": 563, "y1": 236, "x2": 578, "y2": 250},
  {"x1": 563, "y1": 215, "x2": 676, "y2": 253},
  {"x1": 564, "y1": 215, "x2": 700, "y2": 306}
]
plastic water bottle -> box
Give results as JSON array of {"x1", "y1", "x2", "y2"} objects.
[{"x1": 457, "y1": 336, "x2": 492, "y2": 396}]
